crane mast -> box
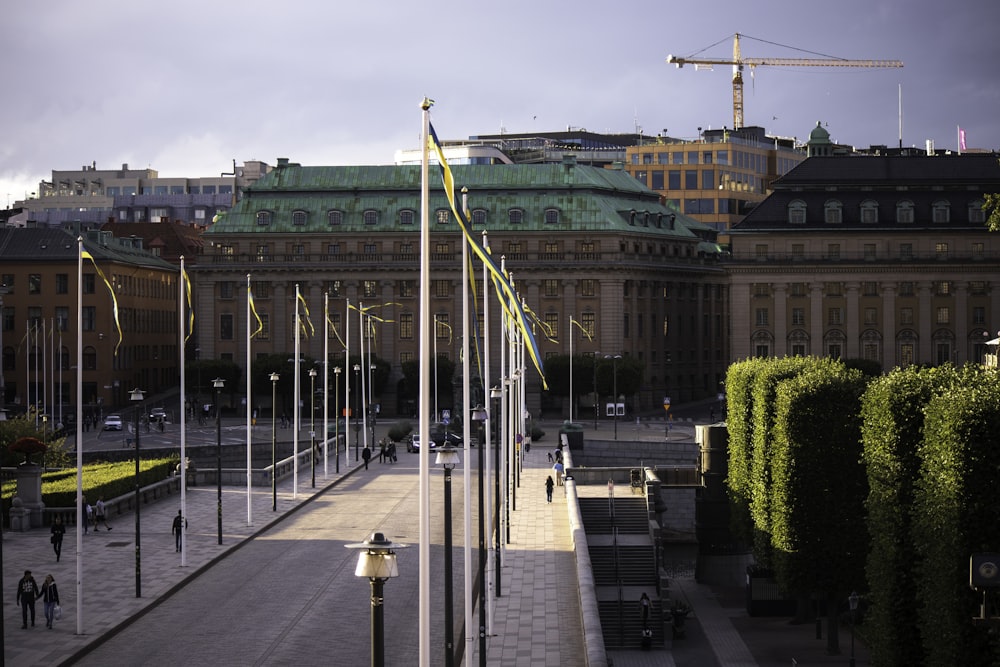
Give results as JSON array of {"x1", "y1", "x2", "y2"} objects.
[{"x1": 667, "y1": 33, "x2": 903, "y2": 130}]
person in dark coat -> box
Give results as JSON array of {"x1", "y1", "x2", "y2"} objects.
[
  {"x1": 361, "y1": 445, "x2": 371, "y2": 470},
  {"x1": 16, "y1": 570, "x2": 40, "y2": 628},
  {"x1": 172, "y1": 510, "x2": 188, "y2": 552},
  {"x1": 545, "y1": 476, "x2": 555, "y2": 503},
  {"x1": 39, "y1": 574, "x2": 60, "y2": 629},
  {"x1": 51, "y1": 516, "x2": 66, "y2": 562}
]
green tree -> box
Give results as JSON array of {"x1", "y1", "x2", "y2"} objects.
[{"x1": 985, "y1": 192, "x2": 1000, "y2": 232}]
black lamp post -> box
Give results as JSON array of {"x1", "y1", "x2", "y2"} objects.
[
  {"x1": 334, "y1": 366, "x2": 342, "y2": 473},
  {"x1": 129, "y1": 387, "x2": 145, "y2": 598},
  {"x1": 213, "y1": 377, "x2": 224, "y2": 545},
  {"x1": 353, "y1": 363, "x2": 361, "y2": 461},
  {"x1": 605, "y1": 354, "x2": 622, "y2": 441},
  {"x1": 309, "y1": 367, "x2": 317, "y2": 488},
  {"x1": 470, "y1": 404, "x2": 488, "y2": 667},
  {"x1": 593, "y1": 351, "x2": 599, "y2": 430},
  {"x1": 436, "y1": 444, "x2": 461, "y2": 667},
  {"x1": 347, "y1": 533, "x2": 407, "y2": 667},
  {"x1": 848, "y1": 590, "x2": 859, "y2": 667},
  {"x1": 369, "y1": 362, "x2": 377, "y2": 446},
  {"x1": 270, "y1": 372, "x2": 279, "y2": 512},
  {"x1": 490, "y1": 385, "x2": 503, "y2": 597}
]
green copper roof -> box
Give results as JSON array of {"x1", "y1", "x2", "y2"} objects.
[{"x1": 208, "y1": 162, "x2": 701, "y2": 239}]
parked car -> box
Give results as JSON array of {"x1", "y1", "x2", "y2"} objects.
[
  {"x1": 407, "y1": 432, "x2": 443, "y2": 453},
  {"x1": 430, "y1": 424, "x2": 462, "y2": 447},
  {"x1": 149, "y1": 407, "x2": 167, "y2": 422},
  {"x1": 103, "y1": 414, "x2": 123, "y2": 431}
]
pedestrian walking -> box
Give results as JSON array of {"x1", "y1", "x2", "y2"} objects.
[
  {"x1": 94, "y1": 496, "x2": 112, "y2": 530},
  {"x1": 83, "y1": 497, "x2": 93, "y2": 533},
  {"x1": 639, "y1": 592, "x2": 651, "y2": 627},
  {"x1": 172, "y1": 510, "x2": 188, "y2": 552},
  {"x1": 378, "y1": 439, "x2": 386, "y2": 463},
  {"x1": 39, "y1": 574, "x2": 60, "y2": 629},
  {"x1": 388, "y1": 441, "x2": 397, "y2": 463},
  {"x1": 545, "y1": 475, "x2": 554, "y2": 502},
  {"x1": 50, "y1": 516, "x2": 66, "y2": 561},
  {"x1": 362, "y1": 445, "x2": 371, "y2": 470},
  {"x1": 553, "y1": 460, "x2": 564, "y2": 486},
  {"x1": 547, "y1": 450, "x2": 553, "y2": 463},
  {"x1": 15, "y1": 570, "x2": 40, "y2": 629}
]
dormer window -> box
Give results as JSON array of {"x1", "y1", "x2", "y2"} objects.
[
  {"x1": 399, "y1": 210, "x2": 415, "y2": 225},
  {"x1": 508, "y1": 208, "x2": 523, "y2": 224},
  {"x1": 824, "y1": 200, "x2": 842, "y2": 224},
  {"x1": 292, "y1": 210, "x2": 307, "y2": 226},
  {"x1": 256, "y1": 211, "x2": 272, "y2": 226},
  {"x1": 472, "y1": 209, "x2": 487, "y2": 226},
  {"x1": 860, "y1": 200, "x2": 878, "y2": 224},
  {"x1": 896, "y1": 200, "x2": 914, "y2": 224},
  {"x1": 363, "y1": 210, "x2": 379, "y2": 225},
  {"x1": 932, "y1": 200, "x2": 950, "y2": 223},
  {"x1": 328, "y1": 210, "x2": 343, "y2": 226},
  {"x1": 435, "y1": 209, "x2": 450, "y2": 224},
  {"x1": 969, "y1": 200, "x2": 986, "y2": 223},
  {"x1": 544, "y1": 208, "x2": 560, "y2": 224},
  {"x1": 788, "y1": 200, "x2": 807, "y2": 224}
]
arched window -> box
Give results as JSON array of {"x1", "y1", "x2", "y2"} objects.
[
  {"x1": 292, "y1": 210, "x2": 307, "y2": 226},
  {"x1": 508, "y1": 209, "x2": 523, "y2": 224},
  {"x1": 471, "y1": 209, "x2": 487, "y2": 226},
  {"x1": 328, "y1": 210, "x2": 343, "y2": 226},
  {"x1": 860, "y1": 199, "x2": 878, "y2": 224},
  {"x1": 544, "y1": 208, "x2": 560, "y2": 224},
  {"x1": 824, "y1": 199, "x2": 843, "y2": 224},
  {"x1": 363, "y1": 210, "x2": 379, "y2": 225},
  {"x1": 896, "y1": 200, "x2": 914, "y2": 224},
  {"x1": 788, "y1": 200, "x2": 807, "y2": 224},
  {"x1": 399, "y1": 210, "x2": 415, "y2": 225},
  {"x1": 787, "y1": 329, "x2": 810, "y2": 356},
  {"x1": 255, "y1": 210, "x2": 271, "y2": 226},
  {"x1": 969, "y1": 200, "x2": 986, "y2": 224},
  {"x1": 932, "y1": 200, "x2": 950, "y2": 223}
]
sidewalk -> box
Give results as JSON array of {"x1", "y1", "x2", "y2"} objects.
[{"x1": 2, "y1": 456, "x2": 362, "y2": 667}]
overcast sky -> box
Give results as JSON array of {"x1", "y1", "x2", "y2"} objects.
[{"x1": 2, "y1": 0, "x2": 997, "y2": 206}]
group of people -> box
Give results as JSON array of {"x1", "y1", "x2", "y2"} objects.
[
  {"x1": 360, "y1": 439, "x2": 398, "y2": 470},
  {"x1": 15, "y1": 570, "x2": 60, "y2": 629},
  {"x1": 79, "y1": 496, "x2": 113, "y2": 534},
  {"x1": 544, "y1": 446, "x2": 566, "y2": 502}
]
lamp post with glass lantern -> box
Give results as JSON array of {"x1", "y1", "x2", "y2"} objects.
[
  {"x1": 270, "y1": 372, "x2": 279, "y2": 511},
  {"x1": 470, "y1": 404, "x2": 488, "y2": 666},
  {"x1": 309, "y1": 367, "x2": 317, "y2": 488},
  {"x1": 436, "y1": 443, "x2": 461, "y2": 667},
  {"x1": 213, "y1": 377, "x2": 224, "y2": 544},
  {"x1": 347, "y1": 532, "x2": 408, "y2": 667},
  {"x1": 605, "y1": 355, "x2": 622, "y2": 441},
  {"x1": 334, "y1": 366, "x2": 342, "y2": 473},
  {"x1": 129, "y1": 387, "x2": 145, "y2": 597}
]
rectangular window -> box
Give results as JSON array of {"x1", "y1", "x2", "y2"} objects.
[
  {"x1": 651, "y1": 171, "x2": 664, "y2": 190},
  {"x1": 219, "y1": 281, "x2": 234, "y2": 299},
  {"x1": 544, "y1": 313, "x2": 559, "y2": 338},
  {"x1": 252, "y1": 281, "x2": 270, "y2": 299},
  {"x1": 82, "y1": 306, "x2": 96, "y2": 331},
  {"x1": 974, "y1": 306, "x2": 986, "y2": 325},
  {"x1": 864, "y1": 307, "x2": 878, "y2": 325},
  {"x1": 701, "y1": 170, "x2": 715, "y2": 190},
  {"x1": 399, "y1": 280, "x2": 415, "y2": 298},
  {"x1": 862, "y1": 281, "x2": 878, "y2": 296},
  {"x1": 668, "y1": 170, "x2": 681, "y2": 189},
  {"x1": 973, "y1": 242, "x2": 985, "y2": 258},
  {"x1": 399, "y1": 313, "x2": 414, "y2": 340},
  {"x1": 755, "y1": 244, "x2": 768, "y2": 259},
  {"x1": 83, "y1": 274, "x2": 95, "y2": 294},
  {"x1": 433, "y1": 280, "x2": 449, "y2": 298},
  {"x1": 791, "y1": 244, "x2": 804, "y2": 259},
  {"x1": 581, "y1": 279, "x2": 595, "y2": 297},
  {"x1": 686, "y1": 151, "x2": 699, "y2": 164},
  {"x1": 970, "y1": 281, "x2": 987, "y2": 295},
  {"x1": 684, "y1": 170, "x2": 698, "y2": 189},
  {"x1": 792, "y1": 308, "x2": 805, "y2": 326},
  {"x1": 220, "y1": 314, "x2": 234, "y2": 340},
  {"x1": 435, "y1": 314, "x2": 450, "y2": 339},
  {"x1": 935, "y1": 281, "x2": 951, "y2": 296},
  {"x1": 581, "y1": 312, "x2": 595, "y2": 338},
  {"x1": 56, "y1": 274, "x2": 69, "y2": 294},
  {"x1": 935, "y1": 242, "x2": 949, "y2": 259},
  {"x1": 863, "y1": 244, "x2": 876, "y2": 260},
  {"x1": 753, "y1": 283, "x2": 770, "y2": 297},
  {"x1": 623, "y1": 313, "x2": 630, "y2": 338},
  {"x1": 325, "y1": 280, "x2": 341, "y2": 297},
  {"x1": 755, "y1": 308, "x2": 769, "y2": 326},
  {"x1": 936, "y1": 307, "x2": 950, "y2": 324},
  {"x1": 257, "y1": 313, "x2": 270, "y2": 340},
  {"x1": 899, "y1": 281, "x2": 914, "y2": 296},
  {"x1": 829, "y1": 308, "x2": 843, "y2": 325},
  {"x1": 827, "y1": 244, "x2": 841, "y2": 260},
  {"x1": 363, "y1": 280, "x2": 378, "y2": 298},
  {"x1": 544, "y1": 279, "x2": 559, "y2": 297},
  {"x1": 28, "y1": 274, "x2": 41, "y2": 294},
  {"x1": 55, "y1": 306, "x2": 69, "y2": 331},
  {"x1": 826, "y1": 282, "x2": 843, "y2": 297},
  {"x1": 900, "y1": 307, "x2": 914, "y2": 325},
  {"x1": 900, "y1": 243, "x2": 913, "y2": 260}
]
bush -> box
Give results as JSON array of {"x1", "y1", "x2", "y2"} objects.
[{"x1": 386, "y1": 421, "x2": 413, "y2": 442}]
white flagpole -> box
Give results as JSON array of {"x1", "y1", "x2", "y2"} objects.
[
  {"x1": 75, "y1": 238, "x2": 85, "y2": 635},
  {"x1": 569, "y1": 315, "x2": 574, "y2": 422},
  {"x1": 293, "y1": 283, "x2": 300, "y2": 498},
  {"x1": 246, "y1": 273, "x2": 253, "y2": 525},
  {"x1": 179, "y1": 257, "x2": 188, "y2": 564},
  {"x1": 323, "y1": 291, "x2": 329, "y2": 477},
  {"x1": 482, "y1": 229, "x2": 494, "y2": 634},
  {"x1": 461, "y1": 188, "x2": 473, "y2": 658},
  {"x1": 359, "y1": 301, "x2": 368, "y2": 455},
  {"x1": 345, "y1": 297, "x2": 351, "y2": 462},
  {"x1": 418, "y1": 96, "x2": 432, "y2": 667}
]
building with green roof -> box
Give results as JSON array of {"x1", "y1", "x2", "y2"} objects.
[{"x1": 196, "y1": 156, "x2": 729, "y2": 418}]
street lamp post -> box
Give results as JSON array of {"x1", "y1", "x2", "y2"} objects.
[
  {"x1": 270, "y1": 372, "x2": 279, "y2": 512},
  {"x1": 436, "y1": 444, "x2": 461, "y2": 667},
  {"x1": 490, "y1": 385, "x2": 503, "y2": 597},
  {"x1": 470, "y1": 404, "x2": 488, "y2": 667},
  {"x1": 593, "y1": 352, "x2": 599, "y2": 430},
  {"x1": 369, "y1": 362, "x2": 377, "y2": 447},
  {"x1": 605, "y1": 355, "x2": 622, "y2": 441},
  {"x1": 848, "y1": 591, "x2": 859, "y2": 667},
  {"x1": 347, "y1": 533, "x2": 407, "y2": 667},
  {"x1": 309, "y1": 367, "x2": 317, "y2": 488},
  {"x1": 129, "y1": 387, "x2": 145, "y2": 598},
  {"x1": 353, "y1": 363, "x2": 361, "y2": 461},
  {"x1": 334, "y1": 366, "x2": 342, "y2": 473},
  {"x1": 213, "y1": 377, "x2": 225, "y2": 544}
]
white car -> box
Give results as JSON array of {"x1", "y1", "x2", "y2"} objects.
[{"x1": 103, "y1": 414, "x2": 123, "y2": 431}]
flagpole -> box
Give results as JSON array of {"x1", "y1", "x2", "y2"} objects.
[
  {"x1": 569, "y1": 315, "x2": 574, "y2": 422},
  {"x1": 482, "y1": 229, "x2": 494, "y2": 636},
  {"x1": 418, "y1": 96, "x2": 433, "y2": 667},
  {"x1": 179, "y1": 257, "x2": 188, "y2": 565},
  {"x1": 75, "y1": 238, "x2": 85, "y2": 636},
  {"x1": 345, "y1": 297, "x2": 351, "y2": 461},
  {"x1": 461, "y1": 188, "x2": 473, "y2": 660},
  {"x1": 323, "y1": 291, "x2": 329, "y2": 477},
  {"x1": 246, "y1": 273, "x2": 253, "y2": 525},
  {"x1": 293, "y1": 283, "x2": 300, "y2": 498},
  {"x1": 359, "y1": 301, "x2": 368, "y2": 456}
]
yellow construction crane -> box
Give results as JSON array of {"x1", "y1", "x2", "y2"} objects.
[{"x1": 667, "y1": 33, "x2": 903, "y2": 130}]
